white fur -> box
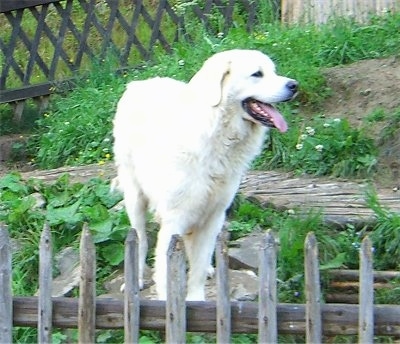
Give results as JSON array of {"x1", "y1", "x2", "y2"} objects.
[{"x1": 112, "y1": 49, "x2": 296, "y2": 300}]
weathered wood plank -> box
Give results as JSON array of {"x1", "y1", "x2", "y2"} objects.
[
  {"x1": 12, "y1": 297, "x2": 400, "y2": 335},
  {"x1": 124, "y1": 229, "x2": 140, "y2": 344},
  {"x1": 304, "y1": 232, "x2": 322, "y2": 344},
  {"x1": 281, "y1": 0, "x2": 399, "y2": 24},
  {"x1": 166, "y1": 235, "x2": 186, "y2": 344},
  {"x1": 241, "y1": 170, "x2": 400, "y2": 227},
  {"x1": 17, "y1": 166, "x2": 400, "y2": 227},
  {"x1": 329, "y1": 269, "x2": 400, "y2": 282},
  {"x1": 78, "y1": 224, "x2": 96, "y2": 343},
  {"x1": 216, "y1": 230, "x2": 231, "y2": 344},
  {"x1": 38, "y1": 223, "x2": 53, "y2": 344},
  {"x1": 359, "y1": 236, "x2": 374, "y2": 344},
  {"x1": 0, "y1": 223, "x2": 12, "y2": 344},
  {"x1": 258, "y1": 229, "x2": 277, "y2": 343}
]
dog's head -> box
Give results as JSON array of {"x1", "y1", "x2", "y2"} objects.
[{"x1": 189, "y1": 49, "x2": 298, "y2": 132}]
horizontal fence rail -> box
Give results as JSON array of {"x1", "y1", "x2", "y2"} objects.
[
  {"x1": 10, "y1": 297, "x2": 400, "y2": 335},
  {"x1": 1, "y1": 222, "x2": 400, "y2": 343}
]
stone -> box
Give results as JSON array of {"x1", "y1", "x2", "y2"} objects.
[
  {"x1": 228, "y1": 230, "x2": 266, "y2": 272},
  {"x1": 50, "y1": 247, "x2": 80, "y2": 297}
]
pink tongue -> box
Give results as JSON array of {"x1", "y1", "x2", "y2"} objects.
[{"x1": 261, "y1": 103, "x2": 288, "y2": 133}]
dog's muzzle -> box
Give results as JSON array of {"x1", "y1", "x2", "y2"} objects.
[{"x1": 242, "y1": 80, "x2": 298, "y2": 132}]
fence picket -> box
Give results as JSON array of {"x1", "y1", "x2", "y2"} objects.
[
  {"x1": 258, "y1": 229, "x2": 277, "y2": 344},
  {"x1": 304, "y1": 232, "x2": 322, "y2": 344},
  {"x1": 216, "y1": 230, "x2": 231, "y2": 344},
  {"x1": 38, "y1": 223, "x2": 53, "y2": 344},
  {"x1": 0, "y1": 223, "x2": 12, "y2": 344},
  {"x1": 78, "y1": 223, "x2": 96, "y2": 344},
  {"x1": 359, "y1": 236, "x2": 374, "y2": 344},
  {"x1": 166, "y1": 235, "x2": 186, "y2": 344},
  {"x1": 124, "y1": 229, "x2": 140, "y2": 344}
]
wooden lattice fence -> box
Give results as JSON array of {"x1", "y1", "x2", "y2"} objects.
[
  {"x1": 1, "y1": 222, "x2": 400, "y2": 343},
  {"x1": 0, "y1": 0, "x2": 260, "y2": 109}
]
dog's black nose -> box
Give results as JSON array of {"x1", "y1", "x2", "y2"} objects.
[{"x1": 286, "y1": 80, "x2": 298, "y2": 93}]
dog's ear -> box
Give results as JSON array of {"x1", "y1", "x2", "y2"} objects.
[{"x1": 188, "y1": 54, "x2": 231, "y2": 107}]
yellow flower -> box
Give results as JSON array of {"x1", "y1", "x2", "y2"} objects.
[
  {"x1": 105, "y1": 153, "x2": 111, "y2": 160},
  {"x1": 98, "y1": 160, "x2": 105, "y2": 165}
]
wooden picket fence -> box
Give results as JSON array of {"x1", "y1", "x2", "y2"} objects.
[{"x1": 1, "y1": 222, "x2": 400, "y2": 343}]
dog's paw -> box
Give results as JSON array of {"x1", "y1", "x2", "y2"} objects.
[
  {"x1": 207, "y1": 265, "x2": 215, "y2": 278},
  {"x1": 120, "y1": 278, "x2": 144, "y2": 293}
]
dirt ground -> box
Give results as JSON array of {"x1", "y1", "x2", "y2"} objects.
[
  {"x1": 1, "y1": 57, "x2": 400, "y2": 184},
  {"x1": 305, "y1": 56, "x2": 400, "y2": 186}
]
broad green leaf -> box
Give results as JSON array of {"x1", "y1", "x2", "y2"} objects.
[
  {"x1": 91, "y1": 218, "x2": 113, "y2": 243},
  {"x1": 101, "y1": 242, "x2": 124, "y2": 266},
  {"x1": 46, "y1": 200, "x2": 82, "y2": 226}
]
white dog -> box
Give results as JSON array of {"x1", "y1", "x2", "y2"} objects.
[{"x1": 112, "y1": 49, "x2": 298, "y2": 300}]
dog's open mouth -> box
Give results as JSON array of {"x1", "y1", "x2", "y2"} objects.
[{"x1": 242, "y1": 98, "x2": 288, "y2": 133}]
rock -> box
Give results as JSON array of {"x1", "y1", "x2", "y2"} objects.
[
  {"x1": 29, "y1": 192, "x2": 46, "y2": 209},
  {"x1": 101, "y1": 265, "x2": 259, "y2": 302},
  {"x1": 56, "y1": 247, "x2": 79, "y2": 275},
  {"x1": 51, "y1": 265, "x2": 80, "y2": 297},
  {"x1": 229, "y1": 270, "x2": 259, "y2": 301},
  {"x1": 103, "y1": 270, "x2": 125, "y2": 293},
  {"x1": 228, "y1": 230, "x2": 266, "y2": 272},
  {"x1": 205, "y1": 269, "x2": 259, "y2": 301},
  {"x1": 51, "y1": 247, "x2": 80, "y2": 297}
]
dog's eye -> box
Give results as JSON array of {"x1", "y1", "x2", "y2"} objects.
[{"x1": 251, "y1": 71, "x2": 263, "y2": 78}]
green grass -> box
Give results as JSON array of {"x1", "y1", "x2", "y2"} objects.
[
  {"x1": 3, "y1": 4, "x2": 400, "y2": 343},
  {"x1": 25, "y1": 10, "x2": 400, "y2": 172}
]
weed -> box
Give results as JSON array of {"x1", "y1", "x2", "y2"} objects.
[
  {"x1": 366, "y1": 190, "x2": 400, "y2": 270},
  {"x1": 254, "y1": 115, "x2": 378, "y2": 177}
]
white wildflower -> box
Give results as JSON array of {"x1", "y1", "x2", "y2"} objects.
[
  {"x1": 315, "y1": 144, "x2": 324, "y2": 152},
  {"x1": 296, "y1": 143, "x2": 303, "y2": 150},
  {"x1": 300, "y1": 134, "x2": 308, "y2": 140},
  {"x1": 178, "y1": 59, "x2": 185, "y2": 66},
  {"x1": 217, "y1": 32, "x2": 224, "y2": 39},
  {"x1": 305, "y1": 126, "x2": 315, "y2": 136},
  {"x1": 334, "y1": 118, "x2": 341, "y2": 123}
]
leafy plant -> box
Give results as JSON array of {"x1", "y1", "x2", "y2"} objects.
[
  {"x1": 366, "y1": 190, "x2": 400, "y2": 270},
  {"x1": 0, "y1": 173, "x2": 129, "y2": 294},
  {"x1": 254, "y1": 115, "x2": 378, "y2": 177}
]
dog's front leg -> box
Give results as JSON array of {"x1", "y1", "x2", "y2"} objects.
[{"x1": 153, "y1": 223, "x2": 185, "y2": 300}]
